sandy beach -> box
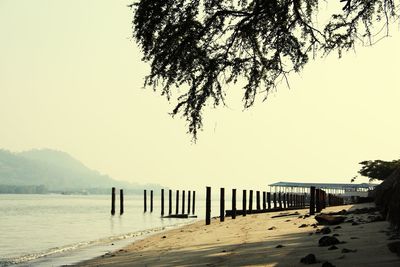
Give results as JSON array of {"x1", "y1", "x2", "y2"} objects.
[{"x1": 77, "y1": 204, "x2": 400, "y2": 266}]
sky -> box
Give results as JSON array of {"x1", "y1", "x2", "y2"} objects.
[{"x1": 1, "y1": 0, "x2": 400, "y2": 190}]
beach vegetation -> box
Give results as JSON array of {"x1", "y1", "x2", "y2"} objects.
[{"x1": 358, "y1": 159, "x2": 400, "y2": 181}]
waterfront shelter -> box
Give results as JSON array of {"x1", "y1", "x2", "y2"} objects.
[{"x1": 268, "y1": 181, "x2": 377, "y2": 197}]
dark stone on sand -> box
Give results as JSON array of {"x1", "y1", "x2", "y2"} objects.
[
  {"x1": 311, "y1": 223, "x2": 318, "y2": 228},
  {"x1": 367, "y1": 215, "x2": 385, "y2": 223},
  {"x1": 222, "y1": 250, "x2": 227, "y2": 252},
  {"x1": 341, "y1": 248, "x2": 357, "y2": 253},
  {"x1": 268, "y1": 226, "x2": 277, "y2": 230},
  {"x1": 299, "y1": 224, "x2": 308, "y2": 228},
  {"x1": 300, "y1": 254, "x2": 317, "y2": 264},
  {"x1": 333, "y1": 226, "x2": 342, "y2": 229},
  {"x1": 322, "y1": 261, "x2": 336, "y2": 267},
  {"x1": 321, "y1": 227, "x2": 331, "y2": 235},
  {"x1": 388, "y1": 241, "x2": 400, "y2": 256},
  {"x1": 319, "y1": 236, "x2": 340, "y2": 247},
  {"x1": 328, "y1": 245, "x2": 338, "y2": 250},
  {"x1": 162, "y1": 235, "x2": 167, "y2": 238},
  {"x1": 276, "y1": 244, "x2": 285, "y2": 248},
  {"x1": 315, "y1": 214, "x2": 346, "y2": 225},
  {"x1": 351, "y1": 207, "x2": 378, "y2": 214}
]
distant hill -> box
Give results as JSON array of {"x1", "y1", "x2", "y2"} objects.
[{"x1": 0, "y1": 149, "x2": 163, "y2": 194}]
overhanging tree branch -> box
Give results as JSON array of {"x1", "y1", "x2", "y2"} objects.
[{"x1": 131, "y1": 0, "x2": 399, "y2": 140}]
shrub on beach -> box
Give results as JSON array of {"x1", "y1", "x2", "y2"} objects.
[
  {"x1": 373, "y1": 168, "x2": 400, "y2": 229},
  {"x1": 355, "y1": 159, "x2": 400, "y2": 229}
]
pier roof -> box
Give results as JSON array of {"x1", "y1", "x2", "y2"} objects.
[{"x1": 268, "y1": 181, "x2": 376, "y2": 190}]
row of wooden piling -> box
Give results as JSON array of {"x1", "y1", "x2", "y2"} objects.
[
  {"x1": 144, "y1": 189, "x2": 196, "y2": 216},
  {"x1": 206, "y1": 186, "x2": 345, "y2": 225},
  {"x1": 307, "y1": 187, "x2": 344, "y2": 215},
  {"x1": 206, "y1": 187, "x2": 307, "y2": 225}
]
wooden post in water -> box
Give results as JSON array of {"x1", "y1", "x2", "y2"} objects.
[
  {"x1": 143, "y1": 189, "x2": 147, "y2": 213},
  {"x1": 161, "y1": 189, "x2": 164, "y2": 216},
  {"x1": 315, "y1": 189, "x2": 321, "y2": 212},
  {"x1": 293, "y1": 194, "x2": 296, "y2": 207},
  {"x1": 256, "y1": 191, "x2": 261, "y2": 210},
  {"x1": 120, "y1": 189, "x2": 124, "y2": 215},
  {"x1": 182, "y1": 190, "x2": 185, "y2": 215},
  {"x1": 262, "y1": 191, "x2": 266, "y2": 210},
  {"x1": 298, "y1": 194, "x2": 301, "y2": 208},
  {"x1": 188, "y1": 191, "x2": 191, "y2": 214},
  {"x1": 150, "y1": 190, "x2": 153, "y2": 213},
  {"x1": 242, "y1": 190, "x2": 247, "y2": 216},
  {"x1": 290, "y1": 194, "x2": 294, "y2": 207},
  {"x1": 220, "y1": 188, "x2": 225, "y2": 222},
  {"x1": 293, "y1": 193, "x2": 296, "y2": 207},
  {"x1": 249, "y1": 190, "x2": 253, "y2": 214},
  {"x1": 278, "y1": 192, "x2": 282, "y2": 208},
  {"x1": 267, "y1": 192, "x2": 271, "y2": 210},
  {"x1": 111, "y1": 187, "x2": 116, "y2": 215},
  {"x1": 168, "y1": 189, "x2": 172, "y2": 215},
  {"x1": 232, "y1": 189, "x2": 237, "y2": 219},
  {"x1": 206, "y1": 187, "x2": 211, "y2": 225},
  {"x1": 192, "y1": 191, "x2": 196, "y2": 214},
  {"x1": 310, "y1": 186, "x2": 316, "y2": 215},
  {"x1": 176, "y1": 190, "x2": 179, "y2": 214},
  {"x1": 283, "y1": 193, "x2": 287, "y2": 209}
]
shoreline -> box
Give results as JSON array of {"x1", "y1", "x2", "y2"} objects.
[
  {"x1": 11, "y1": 220, "x2": 199, "y2": 267},
  {"x1": 77, "y1": 204, "x2": 400, "y2": 266}
]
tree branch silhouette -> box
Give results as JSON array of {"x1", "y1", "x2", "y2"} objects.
[{"x1": 131, "y1": 0, "x2": 399, "y2": 140}]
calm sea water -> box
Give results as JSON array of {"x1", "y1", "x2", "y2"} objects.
[{"x1": 0, "y1": 193, "x2": 219, "y2": 266}]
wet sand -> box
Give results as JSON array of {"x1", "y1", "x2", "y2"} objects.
[{"x1": 77, "y1": 204, "x2": 400, "y2": 266}]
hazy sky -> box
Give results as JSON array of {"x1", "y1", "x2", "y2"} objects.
[{"x1": 1, "y1": 1, "x2": 400, "y2": 189}]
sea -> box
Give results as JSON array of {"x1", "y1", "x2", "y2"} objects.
[{"x1": 0, "y1": 193, "x2": 221, "y2": 266}]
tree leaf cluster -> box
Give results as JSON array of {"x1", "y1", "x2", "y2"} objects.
[
  {"x1": 358, "y1": 159, "x2": 400, "y2": 181},
  {"x1": 132, "y1": 0, "x2": 399, "y2": 138}
]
